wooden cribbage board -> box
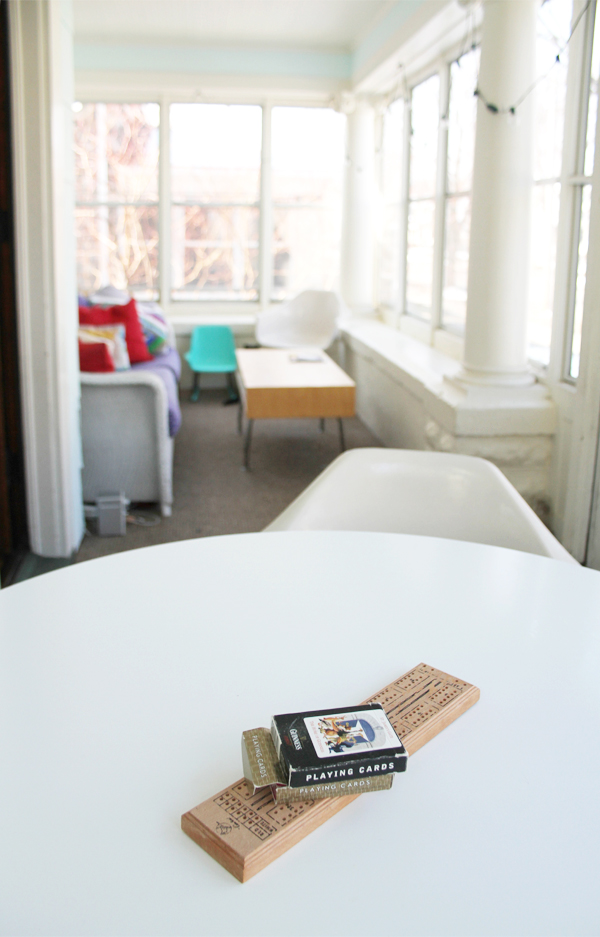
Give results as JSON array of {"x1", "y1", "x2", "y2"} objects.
[{"x1": 181, "y1": 664, "x2": 479, "y2": 882}]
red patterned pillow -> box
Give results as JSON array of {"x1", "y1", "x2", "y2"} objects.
[
  {"x1": 79, "y1": 341, "x2": 115, "y2": 372},
  {"x1": 79, "y1": 297, "x2": 152, "y2": 364}
]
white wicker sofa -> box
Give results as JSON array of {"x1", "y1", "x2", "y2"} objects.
[
  {"x1": 80, "y1": 369, "x2": 174, "y2": 518},
  {"x1": 79, "y1": 286, "x2": 180, "y2": 519}
]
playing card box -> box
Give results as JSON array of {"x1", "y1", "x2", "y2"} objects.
[
  {"x1": 241, "y1": 726, "x2": 396, "y2": 802},
  {"x1": 272, "y1": 772, "x2": 394, "y2": 803},
  {"x1": 271, "y1": 703, "x2": 407, "y2": 788},
  {"x1": 241, "y1": 728, "x2": 286, "y2": 793}
]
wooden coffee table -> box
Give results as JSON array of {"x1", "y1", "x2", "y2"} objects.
[{"x1": 235, "y1": 348, "x2": 356, "y2": 468}]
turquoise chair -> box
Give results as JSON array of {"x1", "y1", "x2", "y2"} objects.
[{"x1": 185, "y1": 325, "x2": 239, "y2": 403}]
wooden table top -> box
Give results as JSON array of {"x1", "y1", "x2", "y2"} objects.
[{"x1": 235, "y1": 348, "x2": 356, "y2": 390}]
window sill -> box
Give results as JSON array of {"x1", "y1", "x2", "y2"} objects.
[
  {"x1": 341, "y1": 318, "x2": 556, "y2": 437},
  {"x1": 378, "y1": 308, "x2": 465, "y2": 362},
  {"x1": 166, "y1": 301, "x2": 258, "y2": 335},
  {"x1": 341, "y1": 318, "x2": 460, "y2": 398}
]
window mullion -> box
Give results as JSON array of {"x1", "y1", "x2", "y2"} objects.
[
  {"x1": 159, "y1": 94, "x2": 171, "y2": 308},
  {"x1": 575, "y1": 0, "x2": 597, "y2": 176},
  {"x1": 259, "y1": 102, "x2": 272, "y2": 308},
  {"x1": 431, "y1": 65, "x2": 450, "y2": 337},
  {"x1": 561, "y1": 0, "x2": 597, "y2": 380},
  {"x1": 562, "y1": 184, "x2": 585, "y2": 380},
  {"x1": 373, "y1": 105, "x2": 385, "y2": 312},
  {"x1": 542, "y1": 2, "x2": 588, "y2": 379},
  {"x1": 398, "y1": 97, "x2": 411, "y2": 324}
]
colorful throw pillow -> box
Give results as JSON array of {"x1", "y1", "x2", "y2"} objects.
[
  {"x1": 136, "y1": 301, "x2": 170, "y2": 355},
  {"x1": 79, "y1": 298, "x2": 152, "y2": 364},
  {"x1": 78, "y1": 324, "x2": 131, "y2": 371},
  {"x1": 78, "y1": 340, "x2": 114, "y2": 373}
]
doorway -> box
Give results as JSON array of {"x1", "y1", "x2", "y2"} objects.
[{"x1": 0, "y1": 2, "x2": 28, "y2": 585}]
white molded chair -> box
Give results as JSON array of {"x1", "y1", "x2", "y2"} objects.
[
  {"x1": 255, "y1": 290, "x2": 344, "y2": 349},
  {"x1": 265, "y1": 448, "x2": 576, "y2": 563}
]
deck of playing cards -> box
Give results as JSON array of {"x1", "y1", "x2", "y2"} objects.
[
  {"x1": 271, "y1": 703, "x2": 407, "y2": 788},
  {"x1": 242, "y1": 702, "x2": 407, "y2": 804}
]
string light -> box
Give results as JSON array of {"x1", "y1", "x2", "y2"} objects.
[{"x1": 474, "y1": 0, "x2": 591, "y2": 116}]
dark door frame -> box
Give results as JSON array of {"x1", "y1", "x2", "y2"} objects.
[{"x1": 0, "y1": 1, "x2": 29, "y2": 585}]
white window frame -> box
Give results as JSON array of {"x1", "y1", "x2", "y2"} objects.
[
  {"x1": 74, "y1": 102, "x2": 161, "y2": 301},
  {"x1": 74, "y1": 87, "x2": 344, "y2": 321},
  {"x1": 374, "y1": 1, "x2": 598, "y2": 377},
  {"x1": 403, "y1": 68, "x2": 447, "y2": 327},
  {"x1": 546, "y1": 0, "x2": 598, "y2": 387},
  {"x1": 377, "y1": 35, "x2": 481, "y2": 361}
]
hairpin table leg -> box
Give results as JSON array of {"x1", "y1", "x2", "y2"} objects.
[
  {"x1": 338, "y1": 418, "x2": 345, "y2": 452},
  {"x1": 224, "y1": 371, "x2": 240, "y2": 405},
  {"x1": 243, "y1": 419, "x2": 254, "y2": 470}
]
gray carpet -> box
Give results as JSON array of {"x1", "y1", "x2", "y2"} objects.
[{"x1": 76, "y1": 391, "x2": 381, "y2": 563}]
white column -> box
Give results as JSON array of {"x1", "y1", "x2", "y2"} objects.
[
  {"x1": 9, "y1": 0, "x2": 84, "y2": 556},
  {"x1": 340, "y1": 96, "x2": 376, "y2": 315},
  {"x1": 461, "y1": 0, "x2": 537, "y2": 386}
]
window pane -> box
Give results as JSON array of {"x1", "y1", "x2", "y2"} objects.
[
  {"x1": 570, "y1": 185, "x2": 592, "y2": 379},
  {"x1": 382, "y1": 98, "x2": 404, "y2": 204},
  {"x1": 271, "y1": 107, "x2": 345, "y2": 205},
  {"x1": 379, "y1": 98, "x2": 404, "y2": 308},
  {"x1": 533, "y1": 0, "x2": 571, "y2": 181},
  {"x1": 442, "y1": 195, "x2": 471, "y2": 331},
  {"x1": 170, "y1": 104, "x2": 262, "y2": 203},
  {"x1": 527, "y1": 183, "x2": 561, "y2": 365},
  {"x1": 585, "y1": 5, "x2": 600, "y2": 176},
  {"x1": 409, "y1": 74, "x2": 439, "y2": 199},
  {"x1": 447, "y1": 47, "x2": 480, "y2": 195},
  {"x1": 75, "y1": 206, "x2": 158, "y2": 300},
  {"x1": 171, "y1": 206, "x2": 259, "y2": 301},
  {"x1": 379, "y1": 205, "x2": 401, "y2": 308},
  {"x1": 272, "y1": 207, "x2": 340, "y2": 301},
  {"x1": 74, "y1": 103, "x2": 159, "y2": 204},
  {"x1": 271, "y1": 107, "x2": 345, "y2": 299},
  {"x1": 406, "y1": 199, "x2": 435, "y2": 315}
]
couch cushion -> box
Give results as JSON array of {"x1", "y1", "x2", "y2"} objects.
[{"x1": 79, "y1": 298, "x2": 153, "y2": 364}]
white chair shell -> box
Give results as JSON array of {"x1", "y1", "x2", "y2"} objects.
[
  {"x1": 265, "y1": 448, "x2": 576, "y2": 563},
  {"x1": 255, "y1": 290, "x2": 344, "y2": 349}
]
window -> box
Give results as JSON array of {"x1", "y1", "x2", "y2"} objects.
[
  {"x1": 526, "y1": 0, "x2": 572, "y2": 366},
  {"x1": 406, "y1": 74, "x2": 440, "y2": 319},
  {"x1": 271, "y1": 107, "x2": 345, "y2": 301},
  {"x1": 75, "y1": 102, "x2": 345, "y2": 307},
  {"x1": 443, "y1": 46, "x2": 480, "y2": 332},
  {"x1": 567, "y1": 1, "x2": 600, "y2": 378},
  {"x1": 170, "y1": 104, "x2": 262, "y2": 301},
  {"x1": 378, "y1": 98, "x2": 406, "y2": 313},
  {"x1": 74, "y1": 103, "x2": 159, "y2": 299},
  {"x1": 378, "y1": 98, "x2": 405, "y2": 312},
  {"x1": 379, "y1": 46, "x2": 479, "y2": 337}
]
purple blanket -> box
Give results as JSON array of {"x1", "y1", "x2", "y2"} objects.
[{"x1": 132, "y1": 347, "x2": 182, "y2": 436}]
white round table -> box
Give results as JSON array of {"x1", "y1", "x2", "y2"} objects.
[{"x1": 1, "y1": 531, "x2": 599, "y2": 936}]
